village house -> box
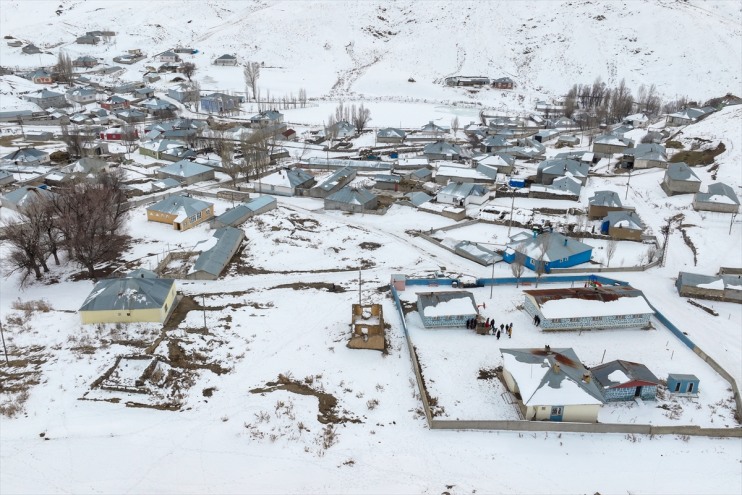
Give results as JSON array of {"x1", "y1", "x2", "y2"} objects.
[
  {"x1": 114, "y1": 109, "x2": 146, "y2": 124},
  {"x1": 324, "y1": 120, "x2": 357, "y2": 140},
  {"x1": 623, "y1": 143, "x2": 667, "y2": 169},
  {"x1": 591, "y1": 360, "x2": 659, "y2": 402},
  {"x1": 501, "y1": 347, "x2": 605, "y2": 422},
  {"x1": 435, "y1": 164, "x2": 495, "y2": 185},
  {"x1": 186, "y1": 227, "x2": 246, "y2": 280},
  {"x1": 324, "y1": 186, "x2": 378, "y2": 213},
  {"x1": 66, "y1": 87, "x2": 98, "y2": 105},
  {"x1": 139, "y1": 140, "x2": 195, "y2": 161},
  {"x1": 403, "y1": 191, "x2": 433, "y2": 207},
  {"x1": 99, "y1": 126, "x2": 138, "y2": 141},
  {"x1": 503, "y1": 231, "x2": 593, "y2": 272},
  {"x1": 211, "y1": 196, "x2": 277, "y2": 228},
  {"x1": 480, "y1": 135, "x2": 511, "y2": 152},
  {"x1": 445, "y1": 76, "x2": 490, "y2": 87},
  {"x1": 423, "y1": 141, "x2": 463, "y2": 161},
  {"x1": 529, "y1": 175, "x2": 582, "y2": 200},
  {"x1": 156, "y1": 160, "x2": 215, "y2": 186},
  {"x1": 130, "y1": 86, "x2": 155, "y2": 101},
  {"x1": 436, "y1": 182, "x2": 488, "y2": 206},
  {"x1": 22, "y1": 44, "x2": 42, "y2": 54},
  {"x1": 158, "y1": 50, "x2": 180, "y2": 63},
  {"x1": 665, "y1": 107, "x2": 714, "y2": 126},
  {"x1": 661, "y1": 162, "x2": 701, "y2": 196},
  {"x1": 309, "y1": 167, "x2": 357, "y2": 198},
  {"x1": 200, "y1": 92, "x2": 243, "y2": 114},
  {"x1": 0, "y1": 185, "x2": 55, "y2": 212},
  {"x1": 536, "y1": 158, "x2": 589, "y2": 186},
  {"x1": 167, "y1": 83, "x2": 199, "y2": 102},
  {"x1": 1, "y1": 148, "x2": 51, "y2": 166},
  {"x1": 592, "y1": 134, "x2": 633, "y2": 156},
  {"x1": 376, "y1": 127, "x2": 406, "y2": 144},
  {"x1": 139, "y1": 97, "x2": 177, "y2": 115},
  {"x1": 146, "y1": 194, "x2": 214, "y2": 231},
  {"x1": 492, "y1": 77, "x2": 514, "y2": 89},
  {"x1": 253, "y1": 167, "x2": 315, "y2": 197},
  {"x1": 416, "y1": 291, "x2": 478, "y2": 328},
  {"x1": 556, "y1": 135, "x2": 580, "y2": 147},
  {"x1": 213, "y1": 54, "x2": 238, "y2": 66},
  {"x1": 60, "y1": 157, "x2": 111, "y2": 177},
  {"x1": 0, "y1": 170, "x2": 16, "y2": 186},
  {"x1": 454, "y1": 241, "x2": 500, "y2": 266},
  {"x1": 693, "y1": 182, "x2": 740, "y2": 213},
  {"x1": 587, "y1": 190, "x2": 625, "y2": 219},
  {"x1": 150, "y1": 178, "x2": 181, "y2": 193},
  {"x1": 23, "y1": 88, "x2": 67, "y2": 109},
  {"x1": 601, "y1": 210, "x2": 644, "y2": 241},
  {"x1": 472, "y1": 153, "x2": 515, "y2": 175},
  {"x1": 72, "y1": 56, "x2": 98, "y2": 68},
  {"x1": 101, "y1": 95, "x2": 130, "y2": 111},
  {"x1": 522, "y1": 286, "x2": 654, "y2": 331},
  {"x1": 281, "y1": 129, "x2": 297, "y2": 141},
  {"x1": 76, "y1": 34, "x2": 99, "y2": 45},
  {"x1": 249, "y1": 110, "x2": 284, "y2": 127},
  {"x1": 676, "y1": 271, "x2": 742, "y2": 304},
  {"x1": 622, "y1": 113, "x2": 649, "y2": 128},
  {"x1": 78, "y1": 271, "x2": 177, "y2": 325},
  {"x1": 28, "y1": 69, "x2": 53, "y2": 84}
]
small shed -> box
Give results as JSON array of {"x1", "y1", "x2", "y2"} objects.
[
  {"x1": 661, "y1": 162, "x2": 701, "y2": 196},
  {"x1": 601, "y1": 210, "x2": 644, "y2": 241},
  {"x1": 186, "y1": 227, "x2": 245, "y2": 280},
  {"x1": 373, "y1": 174, "x2": 401, "y2": 191},
  {"x1": 348, "y1": 304, "x2": 385, "y2": 351},
  {"x1": 667, "y1": 374, "x2": 700, "y2": 395},
  {"x1": 211, "y1": 196, "x2": 277, "y2": 228},
  {"x1": 416, "y1": 291, "x2": 478, "y2": 328}
]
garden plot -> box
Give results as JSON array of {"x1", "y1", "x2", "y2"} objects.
[{"x1": 400, "y1": 284, "x2": 737, "y2": 426}]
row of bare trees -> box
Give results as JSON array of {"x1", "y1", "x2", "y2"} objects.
[
  {"x1": 2, "y1": 171, "x2": 128, "y2": 285},
  {"x1": 207, "y1": 130, "x2": 273, "y2": 185}
]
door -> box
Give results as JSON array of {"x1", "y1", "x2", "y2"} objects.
[
  {"x1": 634, "y1": 386, "x2": 642, "y2": 398},
  {"x1": 550, "y1": 406, "x2": 564, "y2": 421}
]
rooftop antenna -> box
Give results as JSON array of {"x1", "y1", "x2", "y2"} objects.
[{"x1": 358, "y1": 268, "x2": 362, "y2": 306}]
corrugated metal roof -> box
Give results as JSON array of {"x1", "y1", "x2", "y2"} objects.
[
  {"x1": 317, "y1": 167, "x2": 356, "y2": 192},
  {"x1": 589, "y1": 190, "x2": 622, "y2": 207},
  {"x1": 191, "y1": 227, "x2": 245, "y2": 277},
  {"x1": 405, "y1": 191, "x2": 432, "y2": 206},
  {"x1": 591, "y1": 360, "x2": 660, "y2": 388},
  {"x1": 604, "y1": 210, "x2": 643, "y2": 230},
  {"x1": 245, "y1": 195, "x2": 277, "y2": 211},
  {"x1": 158, "y1": 160, "x2": 212, "y2": 178},
  {"x1": 79, "y1": 277, "x2": 175, "y2": 311},
  {"x1": 695, "y1": 182, "x2": 739, "y2": 205},
  {"x1": 148, "y1": 195, "x2": 212, "y2": 216},
  {"x1": 666, "y1": 162, "x2": 700, "y2": 182},
  {"x1": 325, "y1": 186, "x2": 376, "y2": 205},
  {"x1": 537, "y1": 158, "x2": 589, "y2": 178}
]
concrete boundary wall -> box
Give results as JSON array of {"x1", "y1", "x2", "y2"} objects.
[{"x1": 390, "y1": 273, "x2": 742, "y2": 436}]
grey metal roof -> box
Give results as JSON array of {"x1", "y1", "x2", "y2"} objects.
[
  {"x1": 377, "y1": 127, "x2": 406, "y2": 138},
  {"x1": 438, "y1": 182, "x2": 487, "y2": 199},
  {"x1": 374, "y1": 174, "x2": 401, "y2": 183},
  {"x1": 2, "y1": 186, "x2": 54, "y2": 208},
  {"x1": 2, "y1": 148, "x2": 49, "y2": 162},
  {"x1": 548, "y1": 176, "x2": 582, "y2": 195},
  {"x1": 325, "y1": 186, "x2": 377, "y2": 205},
  {"x1": 214, "y1": 205, "x2": 251, "y2": 226},
  {"x1": 667, "y1": 373, "x2": 699, "y2": 381},
  {"x1": 245, "y1": 195, "x2": 277, "y2": 212},
  {"x1": 589, "y1": 190, "x2": 622, "y2": 207},
  {"x1": 79, "y1": 277, "x2": 175, "y2": 312},
  {"x1": 285, "y1": 168, "x2": 314, "y2": 188},
  {"x1": 591, "y1": 360, "x2": 659, "y2": 388},
  {"x1": 148, "y1": 194, "x2": 212, "y2": 216},
  {"x1": 678, "y1": 271, "x2": 742, "y2": 290},
  {"x1": 317, "y1": 167, "x2": 356, "y2": 192},
  {"x1": 624, "y1": 143, "x2": 667, "y2": 161},
  {"x1": 410, "y1": 168, "x2": 432, "y2": 179},
  {"x1": 537, "y1": 158, "x2": 589, "y2": 178},
  {"x1": 216, "y1": 54, "x2": 236, "y2": 60},
  {"x1": 481, "y1": 135, "x2": 509, "y2": 147},
  {"x1": 665, "y1": 162, "x2": 700, "y2": 182},
  {"x1": 695, "y1": 182, "x2": 739, "y2": 205},
  {"x1": 191, "y1": 227, "x2": 245, "y2": 277},
  {"x1": 417, "y1": 291, "x2": 476, "y2": 314},
  {"x1": 62, "y1": 157, "x2": 108, "y2": 174},
  {"x1": 127, "y1": 268, "x2": 158, "y2": 279},
  {"x1": 500, "y1": 347, "x2": 605, "y2": 405},
  {"x1": 152, "y1": 178, "x2": 181, "y2": 190},
  {"x1": 454, "y1": 241, "x2": 501, "y2": 265},
  {"x1": 507, "y1": 232, "x2": 593, "y2": 262},
  {"x1": 420, "y1": 121, "x2": 450, "y2": 132},
  {"x1": 604, "y1": 210, "x2": 643, "y2": 230},
  {"x1": 424, "y1": 141, "x2": 462, "y2": 156},
  {"x1": 405, "y1": 191, "x2": 432, "y2": 206},
  {"x1": 158, "y1": 160, "x2": 212, "y2": 178}
]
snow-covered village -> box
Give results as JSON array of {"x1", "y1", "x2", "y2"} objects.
[{"x1": 0, "y1": 1, "x2": 740, "y2": 494}]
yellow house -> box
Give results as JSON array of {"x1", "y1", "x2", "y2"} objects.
[
  {"x1": 501, "y1": 347, "x2": 604, "y2": 423},
  {"x1": 146, "y1": 194, "x2": 214, "y2": 231},
  {"x1": 79, "y1": 270, "x2": 177, "y2": 324}
]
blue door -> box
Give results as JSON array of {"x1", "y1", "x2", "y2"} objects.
[{"x1": 550, "y1": 406, "x2": 564, "y2": 421}]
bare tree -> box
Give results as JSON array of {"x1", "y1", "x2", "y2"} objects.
[
  {"x1": 50, "y1": 172, "x2": 128, "y2": 280},
  {"x1": 212, "y1": 131, "x2": 239, "y2": 185},
  {"x1": 451, "y1": 116, "x2": 460, "y2": 137},
  {"x1": 120, "y1": 125, "x2": 139, "y2": 159},
  {"x1": 181, "y1": 62, "x2": 196, "y2": 82},
  {"x1": 606, "y1": 239, "x2": 618, "y2": 268},
  {"x1": 1, "y1": 211, "x2": 46, "y2": 284},
  {"x1": 510, "y1": 252, "x2": 526, "y2": 287},
  {"x1": 351, "y1": 103, "x2": 371, "y2": 133},
  {"x1": 299, "y1": 88, "x2": 307, "y2": 108},
  {"x1": 243, "y1": 62, "x2": 260, "y2": 100},
  {"x1": 184, "y1": 80, "x2": 201, "y2": 112},
  {"x1": 55, "y1": 51, "x2": 74, "y2": 85},
  {"x1": 60, "y1": 123, "x2": 93, "y2": 158}
]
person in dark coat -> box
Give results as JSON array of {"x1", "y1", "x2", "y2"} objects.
[{"x1": 496, "y1": 329, "x2": 501, "y2": 340}]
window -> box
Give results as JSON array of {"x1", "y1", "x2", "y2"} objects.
[
  {"x1": 674, "y1": 382, "x2": 681, "y2": 392},
  {"x1": 197, "y1": 211, "x2": 202, "y2": 219}
]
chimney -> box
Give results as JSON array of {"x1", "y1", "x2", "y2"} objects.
[
  {"x1": 553, "y1": 362, "x2": 560, "y2": 374},
  {"x1": 564, "y1": 238, "x2": 568, "y2": 246},
  {"x1": 582, "y1": 372, "x2": 591, "y2": 383},
  {"x1": 545, "y1": 344, "x2": 551, "y2": 354}
]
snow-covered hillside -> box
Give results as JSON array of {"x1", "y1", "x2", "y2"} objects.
[{"x1": 1, "y1": 0, "x2": 740, "y2": 107}]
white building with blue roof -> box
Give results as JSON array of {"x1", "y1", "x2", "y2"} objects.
[{"x1": 156, "y1": 160, "x2": 215, "y2": 185}]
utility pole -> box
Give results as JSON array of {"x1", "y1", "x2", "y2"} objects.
[
  {"x1": 730, "y1": 213, "x2": 737, "y2": 235},
  {"x1": 0, "y1": 320, "x2": 9, "y2": 365},
  {"x1": 358, "y1": 269, "x2": 362, "y2": 306},
  {"x1": 625, "y1": 168, "x2": 631, "y2": 200},
  {"x1": 507, "y1": 183, "x2": 516, "y2": 238},
  {"x1": 202, "y1": 294, "x2": 207, "y2": 330},
  {"x1": 489, "y1": 260, "x2": 495, "y2": 299}
]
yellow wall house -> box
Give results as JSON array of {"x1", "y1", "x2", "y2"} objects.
[
  {"x1": 78, "y1": 270, "x2": 177, "y2": 325},
  {"x1": 500, "y1": 347, "x2": 604, "y2": 423},
  {"x1": 146, "y1": 194, "x2": 214, "y2": 231}
]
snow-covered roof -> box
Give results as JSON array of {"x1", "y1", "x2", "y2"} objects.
[
  {"x1": 424, "y1": 141, "x2": 462, "y2": 156},
  {"x1": 501, "y1": 348, "x2": 604, "y2": 406},
  {"x1": 260, "y1": 168, "x2": 314, "y2": 188},
  {"x1": 695, "y1": 182, "x2": 739, "y2": 205},
  {"x1": 79, "y1": 277, "x2": 175, "y2": 312},
  {"x1": 437, "y1": 181, "x2": 488, "y2": 200},
  {"x1": 377, "y1": 127, "x2": 406, "y2": 139},
  {"x1": 537, "y1": 158, "x2": 588, "y2": 179},
  {"x1": 507, "y1": 232, "x2": 592, "y2": 262},
  {"x1": 416, "y1": 291, "x2": 477, "y2": 318},
  {"x1": 190, "y1": 227, "x2": 245, "y2": 277},
  {"x1": 588, "y1": 190, "x2": 622, "y2": 208},
  {"x1": 665, "y1": 162, "x2": 701, "y2": 182},
  {"x1": 147, "y1": 194, "x2": 212, "y2": 216},
  {"x1": 591, "y1": 360, "x2": 659, "y2": 389},
  {"x1": 158, "y1": 160, "x2": 212, "y2": 178},
  {"x1": 604, "y1": 210, "x2": 643, "y2": 230},
  {"x1": 325, "y1": 186, "x2": 377, "y2": 206}
]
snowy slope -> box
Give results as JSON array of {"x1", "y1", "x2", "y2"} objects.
[{"x1": 1, "y1": 0, "x2": 740, "y2": 107}]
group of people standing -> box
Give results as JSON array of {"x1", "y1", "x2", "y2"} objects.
[{"x1": 465, "y1": 317, "x2": 514, "y2": 340}]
